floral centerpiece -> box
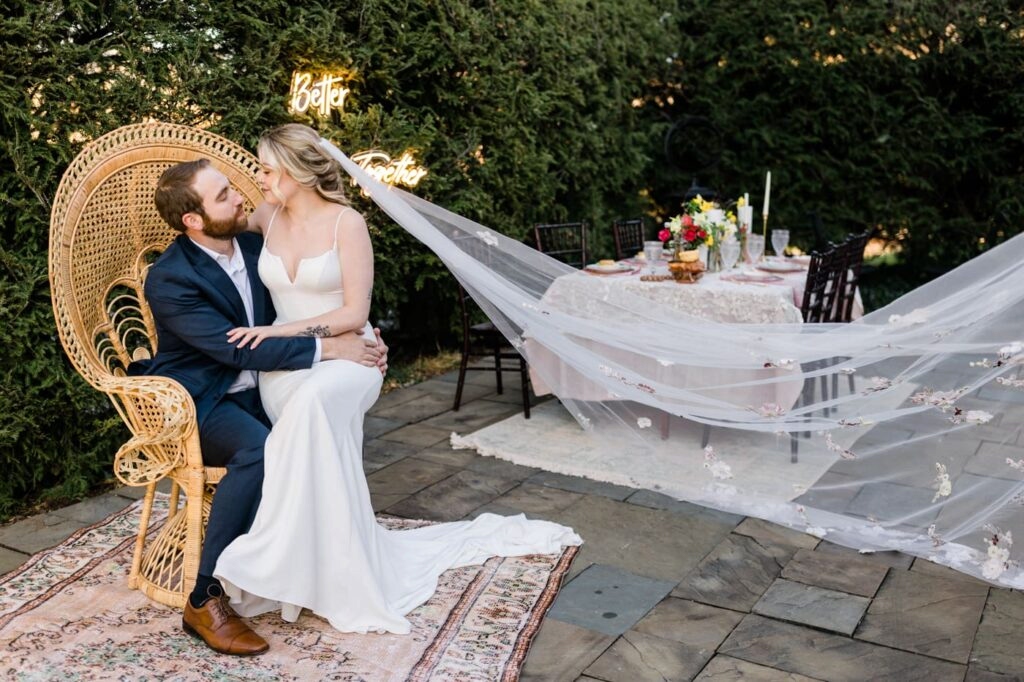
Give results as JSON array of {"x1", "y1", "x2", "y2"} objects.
[{"x1": 660, "y1": 195, "x2": 739, "y2": 271}]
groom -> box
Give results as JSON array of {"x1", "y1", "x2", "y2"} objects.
[{"x1": 131, "y1": 158, "x2": 387, "y2": 655}]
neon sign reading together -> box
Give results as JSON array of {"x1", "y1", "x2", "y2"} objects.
[
  {"x1": 289, "y1": 72, "x2": 350, "y2": 117},
  {"x1": 350, "y1": 150, "x2": 428, "y2": 189}
]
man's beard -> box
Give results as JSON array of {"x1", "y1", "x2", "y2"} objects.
[{"x1": 201, "y1": 211, "x2": 247, "y2": 240}]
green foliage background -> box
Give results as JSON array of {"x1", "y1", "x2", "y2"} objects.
[
  {"x1": 0, "y1": 0, "x2": 674, "y2": 517},
  {"x1": 646, "y1": 1, "x2": 1024, "y2": 307},
  {"x1": 2, "y1": 1, "x2": 1023, "y2": 518}
]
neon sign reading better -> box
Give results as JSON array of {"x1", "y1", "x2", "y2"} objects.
[{"x1": 289, "y1": 72, "x2": 350, "y2": 117}]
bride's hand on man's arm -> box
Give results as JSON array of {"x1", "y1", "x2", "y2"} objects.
[
  {"x1": 228, "y1": 319, "x2": 339, "y2": 349},
  {"x1": 228, "y1": 325, "x2": 387, "y2": 374},
  {"x1": 227, "y1": 325, "x2": 289, "y2": 349},
  {"x1": 321, "y1": 330, "x2": 387, "y2": 373}
]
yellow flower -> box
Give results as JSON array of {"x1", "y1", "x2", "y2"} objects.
[
  {"x1": 737, "y1": 196, "x2": 747, "y2": 207},
  {"x1": 707, "y1": 235, "x2": 715, "y2": 247}
]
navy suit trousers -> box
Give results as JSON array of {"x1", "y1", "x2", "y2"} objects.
[{"x1": 197, "y1": 388, "x2": 270, "y2": 578}]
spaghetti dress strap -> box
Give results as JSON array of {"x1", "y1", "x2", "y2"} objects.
[
  {"x1": 265, "y1": 206, "x2": 281, "y2": 240},
  {"x1": 332, "y1": 206, "x2": 354, "y2": 249}
]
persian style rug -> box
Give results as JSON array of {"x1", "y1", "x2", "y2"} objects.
[{"x1": 0, "y1": 496, "x2": 577, "y2": 680}]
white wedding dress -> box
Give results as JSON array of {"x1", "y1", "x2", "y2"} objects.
[{"x1": 214, "y1": 216, "x2": 581, "y2": 634}]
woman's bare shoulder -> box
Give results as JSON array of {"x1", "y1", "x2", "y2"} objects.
[
  {"x1": 337, "y1": 205, "x2": 367, "y2": 231},
  {"x1": 247, "y1": 202, "x2": 276, "y2": 234}
]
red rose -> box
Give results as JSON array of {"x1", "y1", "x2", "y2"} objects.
[
  {"x1": 658, "y1": 228, "x2": 671, "y2": 242},
  {"x1": 697, "y1": 229, "x2": 707, "y2": 240},
  {"x1": 684, "y1": 229, "x2": 697, "y2": 242},
  {"x1": 681, "y1": 215, "x2": 695, "y2": 228}
]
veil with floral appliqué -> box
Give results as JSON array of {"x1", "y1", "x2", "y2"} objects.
[{"x1": 322, "y1": 138, "x2": 1024, "y2": 587}]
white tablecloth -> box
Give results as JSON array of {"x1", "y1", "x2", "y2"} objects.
[{"x1": 525, "y1": 263, "x2": 829, "y2": 411}]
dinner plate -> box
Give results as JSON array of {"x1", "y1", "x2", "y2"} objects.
[
  {"x1": 585, "y1": 262, "x2": 633, "y2": 273},
  {"x1": 623, "y1": 256, "x2": 662, "y2": 266},
  {"x1": 756, "y1": 260, "x2": 805, "y2": 273},
  {"x1": 721, "y1": 272, "x2": 784, "y2": 284}
]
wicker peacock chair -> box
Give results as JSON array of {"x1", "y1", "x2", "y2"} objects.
[{"x1": 49, "y1": 122, "x2": 265, "y2": 608}]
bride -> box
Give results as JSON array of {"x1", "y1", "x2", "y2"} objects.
[{"x1": 213, "y1": 124, "x2": 581, "y2": 634}]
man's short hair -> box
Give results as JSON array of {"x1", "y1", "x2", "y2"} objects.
[{"x1": 154, "y1": 158, "x2": 210, "y2": 232}]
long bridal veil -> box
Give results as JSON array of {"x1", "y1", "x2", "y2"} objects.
[{"x1": 322, "y1": 139, "x2": 1024, "y2": 587}]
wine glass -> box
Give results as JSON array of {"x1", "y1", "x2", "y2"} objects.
[
  {"x1": 771, "y1": 229, "x2": 790, "y2": 259},
  {"x1": 643, "y1": 241, "x2": 663, "y2": 274},
  {"x1": 720, "y1": 239, "x2": 741, "y2": 270},
  {"x1": 747, "y1": 234, "x2": 765, "y2": 263}
]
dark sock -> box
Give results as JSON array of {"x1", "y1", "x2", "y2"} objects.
[{"x1": 188, "y1": 575, "x2": 223, "y2": 609}]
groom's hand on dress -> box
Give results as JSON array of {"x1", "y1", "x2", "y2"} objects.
[
  {"x1": 373, "y1": 327, "x2": 388, "y2": 376},
  {"x1": 321, "y1": 331, "x2": 381, "y2": 367}
]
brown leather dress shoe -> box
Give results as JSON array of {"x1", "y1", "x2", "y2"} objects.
[{"x1": 183, "y1": 595, "x2": 269, "y2": 656}]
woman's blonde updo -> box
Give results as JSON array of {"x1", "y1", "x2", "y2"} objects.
[{"x1": 258, "y1": 123, "x2": 350, "y2": 206}]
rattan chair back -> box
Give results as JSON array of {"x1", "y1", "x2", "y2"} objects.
[{"x1": 49, "y1": 122, "x2": 263, "y2": 607}]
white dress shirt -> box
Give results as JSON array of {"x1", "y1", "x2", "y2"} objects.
[
  {"x1": 191, "y1": 237, "x2": 320, "y2": 394},
  {"x1": 191, "y1": 238, "x2": 258, "y2": 393}
]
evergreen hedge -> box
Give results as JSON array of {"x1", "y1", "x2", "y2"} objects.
[
  {"x1": 651, "y1": 1, "x2": 1024, "y2": 307},
  {"x1": 2, "y1": 1, "x2": 1023, "y2": 518},
  {"x1": 0, "y1": 0, "x2": 674, "y2": 517}
]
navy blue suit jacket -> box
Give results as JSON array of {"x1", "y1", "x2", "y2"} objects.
[{"x1": 130, "y1": 232, "x2": 317, "y2": 426}]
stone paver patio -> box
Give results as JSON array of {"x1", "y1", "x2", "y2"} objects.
[{"x1": 2, "y1": 369, "x2": 1024, "y2": 681}]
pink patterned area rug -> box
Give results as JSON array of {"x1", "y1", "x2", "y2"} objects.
[{"x1": 0, "y1": 496, "x2": 577, "y2": 680}]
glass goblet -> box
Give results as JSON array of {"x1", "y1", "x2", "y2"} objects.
[
  {"x1": 643, "y1": 241, "x2": 663, "y2": 275},
  {"x1": 771, "y1": 229, "x2": 790, "y2": 259},
  {"x1": 720, "y1": 239, "x2": 741, "y2": 270},
  {"x1": 747, "y1": 234, "x2": 765, "y2": 263}
]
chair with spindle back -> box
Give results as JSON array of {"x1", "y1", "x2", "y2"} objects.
[
  {"x1": 49, "y1": 122, "x2": 265, "y2": 607},
  {"x1": 823, "y1": 231, "x2": 869, "y2": 408},
  {"x1": 831, "y1": 231, "x2": 869, "y2": 323},
  {"x1": 454, "y1": 285, "x2": 532, "y2": 418},
  {"x1": 800, "y1": 247, "x2": 844, "y2": 324},
  {"x1": 450, "y1": 233, "x2": 532, "y2": 417},
  {"x1": 612, "y1": 217, "x2": 645, "y2": 261},
  {"x1": 533, "y1": 221, "x2": 588, "y2": 268},
  {"x1": 788, "y1": 247, "x2": 845, "y2": 456}
]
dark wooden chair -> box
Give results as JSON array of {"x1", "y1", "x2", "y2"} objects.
[
  {"x1": 831, "y1": 231, "x2": 869, "y2": 323},
  {"x1": 534, "y1": 221, "x2": 588, "y2": 268},
  {"x1": 612, "y1": 217, "x2": 645, "y2": 261},
  {"x1": 800, "y1": 247, "x2": 844, "y2": 324},
  {"x1": 821, "y1": 231, "x2": 869, "y2": 411},
  {"x1": 453, "y1": 284, "x2": 531, "y2": 418},
  {"x1": 790, "y1": 247, "x2": 846, "y2": 457}
]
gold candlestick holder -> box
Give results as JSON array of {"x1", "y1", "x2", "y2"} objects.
[{"x1": 761, "y1": 214, "x2": 769, "y2": 262}]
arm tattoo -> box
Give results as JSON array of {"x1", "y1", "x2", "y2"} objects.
[{"x1": 300, "y1": 325, "x2": 332, "y2": 338}]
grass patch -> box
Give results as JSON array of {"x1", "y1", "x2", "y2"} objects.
[{"x1": 382, "y1": 350, "x2": 461, "y2": 394}]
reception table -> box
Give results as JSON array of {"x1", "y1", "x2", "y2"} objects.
[{"x1": 525, "y1": 258, "x2": 859, "y2": 412}]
